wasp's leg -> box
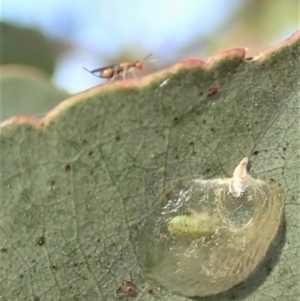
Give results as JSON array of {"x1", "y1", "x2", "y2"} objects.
[
  {"x1": 108, "y1": 66, "x2": 120, "y2": 82},
  {"x1": 130, "y1": 69, "x2": 137, "y2": 79}
]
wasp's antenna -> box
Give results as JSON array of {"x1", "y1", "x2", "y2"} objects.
[
  {"x1": 143, "y1": 53, "x2": 153, "y2": 60},
  {"x1": 83, "y1": 67, "x2": 101, "y2": 78}
]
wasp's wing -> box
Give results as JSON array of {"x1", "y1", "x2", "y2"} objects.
[
  {"x1": 83, "y1": 65, "x2": 124, "y2": 78},
  {"x1": 83, "y1": 65, "x2": 113, "y2": 76}
]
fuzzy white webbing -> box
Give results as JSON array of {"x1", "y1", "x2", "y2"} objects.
[{"x1": 228, "y1": 157, "x2": 250, "y2": 198}]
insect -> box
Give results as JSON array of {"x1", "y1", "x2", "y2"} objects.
[
  {"x1": 83, "y1": 53, "x2": 153, "y2": 82},
  {"x1": 167, "y1": 209, "x2": 217, "y2": 240}
]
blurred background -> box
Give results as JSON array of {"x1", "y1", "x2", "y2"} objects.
[{"x1": 0, "y1": 0, "x2": 299, "y2": 120}]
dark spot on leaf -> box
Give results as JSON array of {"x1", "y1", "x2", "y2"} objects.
[
  {"x1": 147, "y1": 287, "x2": 154, "y2": 294},
  {"x1": 64, "y1": 164, "x2": 71, "y2": 171},
  {"x1": 88, "y1": 151, "x2": 94, "y2": 156},
  {"x1": 20, "y1": 274, "x2": 24, "y2": 278},
  {"x1": 36, "y1": 236, "x2": 46, "y2": 246},
  {"x1": 74, "y1": 263, "x2": 78, "y2": 267},
  {"x1": 173, "y1": 115, "x2": 181, "y2": 124},
  {"x1": 283, "y1": 147, "x2": 287, "y2": 151},
  {"x1": 50, "y1": 264, "x2": 57, "y2": 269},
  {"x1": 203, "y1": 119, "x2": 207, "y2": 124},
  {"x1": 198, "y1": 91, "x2": 203, "y2": 96},
  {"x1": 210, "y1": 127, "x2": 215, "y2": 133},
  {"x1": 50, "y1": 180, "x2": 55, "y2": 186},
  {"x1": 253, "y1": 150, "x2": 259, "y2": 155},
  {"x1": 191, "y1": 151, "x2": 196, "y2": 156},
  {"x1": 82, "y1": 139, "x2": 87, "y2": 144},
  {"x1": 1, "y1": 248, "x2": 7, "y2": 252},
  {"x1": 266, "y1": 266, "x2": 272, "y2": 273},
  {"x1": 206, "y1": 86, "x2": 219, "y2": 98},
  {"x1": 90, "y1": 170, "x2": 94, "y2": 175},
  {"x1": 175, "y1": 155, "x2": 179, "y2": 159},
  {"x1": 189, "y1": 141, "x2": 194, "y2": 145},
  {"x1": 115, "y1": 135, "x2": 120, "y2": 141},
  {"x1": 67, "y1": 191, "x2": 71, "y2": 195},
  {"x1": 269, "y1": 178, "x2": 275, "y2": 183},
  {"x1": 206, "y1": 168, "x2": 211, "y2": 173}
]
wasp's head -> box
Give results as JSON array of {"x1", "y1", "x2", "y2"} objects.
[{"x1": 135, "y1": 61, "x2": 143, "y2": 69}]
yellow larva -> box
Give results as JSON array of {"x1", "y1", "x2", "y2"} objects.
[{"x1": 167, "y1": 210, "x2": 216, "y2": 239}]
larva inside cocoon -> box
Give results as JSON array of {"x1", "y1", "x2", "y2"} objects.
[
  {"x1": 137, "y1": 157, "x2": 284, "y2": 297},
  {"x1": 167, "y1": 209, "x2": 216, "y2": 239}
]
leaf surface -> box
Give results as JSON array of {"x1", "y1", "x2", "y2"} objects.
[{"x1": 0, "y1": 30, "x2": 299, "y2": 301}]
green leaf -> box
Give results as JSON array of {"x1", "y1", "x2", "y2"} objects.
[
  {"x1": 0, "y1": 30, "x2": 299, "y2": 301},
  {"x1": 0, "y1": 65, "x2": 69, "y2": 121},
  {"x1": 0, "y1": 21, "x2": 56, "y2": 76}
]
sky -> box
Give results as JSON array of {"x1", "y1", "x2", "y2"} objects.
[
  {"x1": 1, "y1": 0, "x2": 243, "y2": 93},
  {"x1": 3, "y1": 0, "x2": 298, "y2": 95}
]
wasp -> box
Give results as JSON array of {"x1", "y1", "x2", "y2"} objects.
[{"x1": 84, "y1": 53, "x2": 153, "y2": 82}]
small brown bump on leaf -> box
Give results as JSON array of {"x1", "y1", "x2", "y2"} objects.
[
  {"x1": 115, "y1": 135, "x2": 120, "y2": 141},
  {"x1": 1, "y1": 248, "x2": 8, "y2": 252},
  {"x1": 283, "y1": 147, "x2": 287, "y2": 151},
  {"x1": 203, "y1": 119, "x2": 207, "y2": 124},
  {"x1": 164, "y1": 193, "x2": 170, "y2": 200},
  {"x1": 253, "y1": 150, "x2": 259, "y2": 155},
  {"x1": 64, "y1": 164, "x2": 71, "y2": 171},
  {"x1": 206, "y1": 86, "x2": 219, "y2": 98},
  {"x1": 210, "y1": 127, "x2": 215, "y2": 133},
  {"x1": 205, "y1": 168, "x2": 211, "y2": 173},
  {"x1": 88, "y1": 151, "x2": 93, "y2": 156},
  {"x1": 36, "y1": 236, "x2": 46, "y2": 246}
]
